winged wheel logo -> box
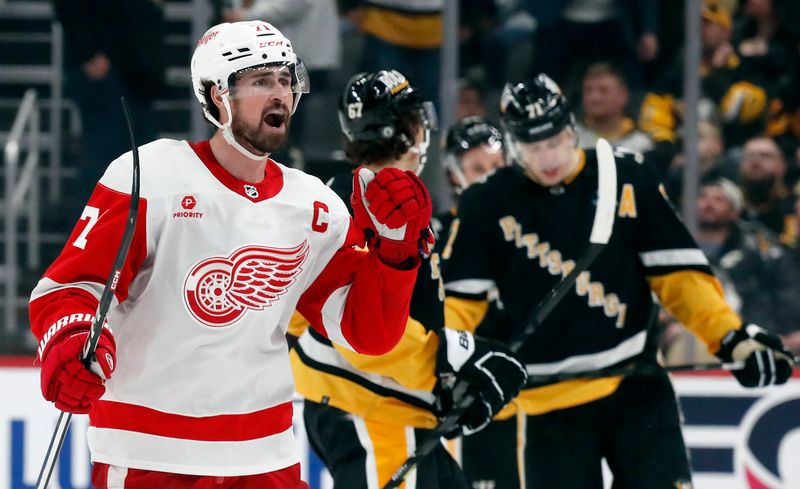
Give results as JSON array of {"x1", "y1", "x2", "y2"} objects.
[{"x1": 184, "y1": 241, "x2": 308, "y2": 326}]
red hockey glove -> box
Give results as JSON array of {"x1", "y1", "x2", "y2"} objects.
[
  {"x1": 38, "y1": 320, "x2": 116, "y2": 413},
  {"x1": 351, "y1": 167, "x2": 434, "y2": 268}
]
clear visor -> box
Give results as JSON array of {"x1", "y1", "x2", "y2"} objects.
[
  {"x1": 420, "y1": 101, "x2": 438, "y2": 131},
  {"x1": 509, "y1": 129, "x2": 574, "y2": 167},
  {"x1": 228, "y1": 61, "x2": 310, "y2": 100}
]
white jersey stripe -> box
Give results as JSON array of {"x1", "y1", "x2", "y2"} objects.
[
  {"x1": 525, "y1": 330, "x2": 647, "y2": 375},
  {"x1": 444, "y1": 278, "x2": 496, "y2": 295},
  {"x1": 106, "y1": 465, "x2": 128, "y2": 488},
  {"x1": 320, "y1": 284, "x2": 355, "y2": 351},
  {"x1": 88, "y1": 426, "x2": 300, "y2": 476},
  {"x1": 404, "y1": 426, "x2": 418, "y2": 489},
  {"x1": 639, "y1": 249, "x2": 709, "y2": 267},
  {"x1": 353, "y1": 416, "x2": 380, "y2": 489},
  {"x1": 30, "y1": 277, "x2": 113, "y2": 306}
]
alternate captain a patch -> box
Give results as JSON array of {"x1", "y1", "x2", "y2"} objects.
[{"x1": 618, "y1": 183, "x2": 637, "y2": 218}]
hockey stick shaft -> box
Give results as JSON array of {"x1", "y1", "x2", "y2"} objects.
[
  {"x1": 526, "y1": 357, "x2": 800, "y2": 385},
  {"x1": 35, "y1": 98, "x2": 141, "y2": 489},
  {"x1": 383, "y1": 139, "x2": 619, "y2": 489}
]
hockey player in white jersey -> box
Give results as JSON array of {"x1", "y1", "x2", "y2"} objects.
[{"x1": 30, "y1": 21, "x2": 431, "y2": 489}]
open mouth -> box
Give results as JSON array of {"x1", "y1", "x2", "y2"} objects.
[{"x1": 264, "y1": 111, "x2": 287, "y2": 129}]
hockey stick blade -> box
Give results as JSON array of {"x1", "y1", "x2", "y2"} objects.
[
  {"x1": 383, "y1": 139, "x2": 619, "y2": 489},
  {"x1": 35, "y1": 97, "x2": 141, "y2": 489}
]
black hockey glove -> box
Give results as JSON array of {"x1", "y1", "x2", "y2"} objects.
[
  {"x1": 716, "y1": 324, "x2": 795, "y2": 388},
  {"x1": 435, "y1": 328, "x2": 527, "y2": 438}
]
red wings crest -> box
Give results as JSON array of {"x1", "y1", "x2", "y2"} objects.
[{"x1": 184, "y1": 241, "x2": 309, "y2": 327}]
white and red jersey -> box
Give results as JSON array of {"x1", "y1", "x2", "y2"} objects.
[{"x1": 29, "y1": 139, "x2": 415, "y2": 476}]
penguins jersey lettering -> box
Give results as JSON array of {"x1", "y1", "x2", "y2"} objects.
[
  {"x1": 290, "y1": 171, "x2": 446, "y2": 428},
  {"x1": 443, "y1": 149, "x2": 741, "y2": 415},
  {"x1": 29, "y1": 139, "x2": 416, "y2": 476}
]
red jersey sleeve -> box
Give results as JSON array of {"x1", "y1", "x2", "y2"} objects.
[
  {"x1": 296, "y1": 219, "x2": 417, "y2": 356},
  {"x1": 29, "y1": 183, "x2": 148, "y2": 354}
]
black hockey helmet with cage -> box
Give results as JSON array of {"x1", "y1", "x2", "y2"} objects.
[
  {"x1": 338, "y1": 70, "x2": 436, "y2": 145},
  {"x1": 499, "y1": 74, "x2": 575, "y2": 143}
]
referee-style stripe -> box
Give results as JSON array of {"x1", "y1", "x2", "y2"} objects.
[{"x1": 639, "y1": 249, "x2": 709, "y2": 267}]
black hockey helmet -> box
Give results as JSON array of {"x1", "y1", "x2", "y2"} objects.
[
  {"x1": 443, "y1": 116, "x2": 503, "y2": 158},
  {"x1": 338, "y1": 70, "x2": 436, "y2": 172},
  {"x1": 442, "y1": 117, "x2": 505, "y2": 192},
  {"x1": 338, "y1": 70, "x2": 436, "y2": 144},
  {"x1": 499, "y1": 74, "x2": 575, "y2": 143}
]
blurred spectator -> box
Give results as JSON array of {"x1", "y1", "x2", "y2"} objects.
[
  {"x1": 458, "y1": 0, "x2": 500, "y2": 78},
  {"x1": 53, "y1": 0, "x2": 164, "y2": 209},
  {"x1": 456, "y1": 79, "x2": 488, "y2": 119},
  {"x1": 575, "y1": 62, "x2": 653, "y2": 153},
  {"x1": 666, "y1": 121, "x2": 736, "y2": 203},
  {"x1": 694, "y1": 178, "x2": 800, "y2": 347},
  {"x1": 524, "y1": 0, "x2": 658, "y2": 90},
  {"x1": 734, "y1": 0, "x2": 798, "y2": 88},
  {"x1": 223, "y1": 1, "x2": 340, "y2": 82},
  {"x1": 738, "y1": 136, "x2": 797, "y2": 244},
  {"x1": 640, "y1": 0, "x2": 772, "y2": 150},
  {"x1": 223, "y1": 0, "x2": 342, "y2": 152},
  {"x1": 340, "y1": 0, "x2": 442, "y2": 108}
]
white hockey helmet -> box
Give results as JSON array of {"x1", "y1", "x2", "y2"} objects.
[{"x1": 190, "y1": 21, "x2": 310, "y2": 159}]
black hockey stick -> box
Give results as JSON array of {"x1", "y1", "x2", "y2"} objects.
[
  {"x1": 35, "y1": 97, "x2": 141, "y2": 489},
  {"x1": 383, "y1": 139, "x2": 619, "y2": 489},
  {"x1": 525, "y1": 356, "x2": 800, "y2": 385}
]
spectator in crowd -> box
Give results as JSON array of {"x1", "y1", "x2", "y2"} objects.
[
  {"x1": 575, "y1": 62, "x2": 653, "y2": 153},
  {"x1": 340, "y1": 0, "x2": 442, "y2": 108},
  {"x1": 223, "y1": 0, "x2": 340, "y2": 89},
  {"x1": 456, "y1": 79, "x2": 489, "y2": 120},
  {"x1": 666, "y1": 121, "x2": 736, "y2": 203},
  {"x1": 53, "y1": 0, "x2": 165, "y2": 211},
  {"x1": 223, "y1": 0, "x2": 342, "y2": 153},
  {"x1": 524, "y1": 0, "x2": 658, "y2": 90},
  {"x1": 457, "y1": 0, "x2": 501, "y2": 79},
  {"x1": 738, "y1": 136, "x2": 797, "y2": 244},
  {"x1": 734, "y1": 0, "x2": 799, "y2": 93},
  {"x1": 694, "y1": 178, "x2": 800, "y2": 345},
  {"x1": 640, "y1": 0, "x2": 771, "y2": 150}
]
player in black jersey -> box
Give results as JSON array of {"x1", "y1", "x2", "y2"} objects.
[
  {"x1": 442, "y1": 74, "x2": 796, "y2": 489},
  {"x1": 289, "y1": 70, "x2": 526, "y2": 489},
  {"x1": 432, "y1": 116, "x2": 507, "y2": 250}
]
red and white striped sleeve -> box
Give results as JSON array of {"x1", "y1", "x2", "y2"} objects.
[
  {"x1": 29, "y1": 182, "x2": 148, "y2": 356},
  {"x1": 296, "y1": 219, "x2": 417, "y2": 356}
]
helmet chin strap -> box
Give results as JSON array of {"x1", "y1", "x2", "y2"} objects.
[
  {"x1": 408, "y1": 128, "x2": 431, "y2": 176},
  {"x1": 204, "y1": 95, "x2": 268, "y2": 161}
]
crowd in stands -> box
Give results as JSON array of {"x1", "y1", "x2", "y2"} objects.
[{"x1": 46, "y1": 0, "x2": 800, "y2": 358}]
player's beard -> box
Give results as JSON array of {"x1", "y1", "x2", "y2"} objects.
[{"x1": 231, "y1": 106, "x2": 292, "y2": 155}]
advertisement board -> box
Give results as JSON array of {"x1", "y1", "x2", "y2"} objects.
[{"x1": 2, "y1": 361, "x2": 798, "y2": 489}]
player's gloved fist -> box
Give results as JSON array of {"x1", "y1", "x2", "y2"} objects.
[
  {"x1": 716, "y1": 324, "x2": 794, "y2": 388},
  {"x1": 435, "y1": 328, "x2": 527, "y2": 437},
  {"x1": 351, "y1": 167, "x2": 434, "y2": 268},
  {"x1": 38, "y1": 321, "x2": 116, "y2": 413}
]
